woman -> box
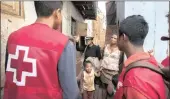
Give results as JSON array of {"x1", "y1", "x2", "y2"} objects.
[{"x1": 100, "y1": 34, "x2": 121, "y2": 98}]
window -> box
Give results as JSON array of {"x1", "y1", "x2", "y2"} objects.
[{"x1": 1, "y1": 1, "x2": 24, "y2": 18}]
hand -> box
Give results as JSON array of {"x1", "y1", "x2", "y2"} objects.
[
  {"x1": 147, "y1": 49, "x2": 154, "y2": 55},
  {"x1": 74, "y1": 35, "x2": 80, "y2": 42},
  {"x1": 80, "y1": 89, "x2": 84, "y2": 94},
  {"x1": 96, "y1": 71, "x2": 100, "y2": 75},
  {"x1": 99, "y1": 67, "x2": 103, "y2": 71}
]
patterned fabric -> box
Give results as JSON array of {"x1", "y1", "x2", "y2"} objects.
[
  {"x1": 101, "y1": 69, "x2": 118, "y2": 84},
  {"x1": 100, "y1": 45, "x2": 120, "y2": 84},
  {"x1": 101, "y1": 45, "x2": 120, "y2": 71}
]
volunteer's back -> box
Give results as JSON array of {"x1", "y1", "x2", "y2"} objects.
[{"x1": 3, "y1": 1, "x2": 80, "y2": 99}]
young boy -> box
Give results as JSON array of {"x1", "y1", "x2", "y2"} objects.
[{"x1": 80, "y1": 61, "x2": 100, "y2": 99}]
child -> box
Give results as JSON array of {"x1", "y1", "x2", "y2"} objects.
[{"x1": 80, "y1": 61, "x2": 100, "y2": 99}]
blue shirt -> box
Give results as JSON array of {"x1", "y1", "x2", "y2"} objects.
[{"x1": 58, "y1": 41, "x2": 81, "y2": 99}]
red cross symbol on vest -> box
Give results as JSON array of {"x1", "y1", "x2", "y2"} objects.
[{"x1": 6, "y1": 45, "x2": 37, "y2": 86}]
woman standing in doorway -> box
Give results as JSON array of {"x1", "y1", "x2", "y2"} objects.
[{"x1": 100, "y1": 34, "x2": 121, "y2": 99}]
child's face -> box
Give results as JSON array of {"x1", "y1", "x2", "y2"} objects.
[{"x1": 85, "y1": 63, "x2": 92, "y2": 73}]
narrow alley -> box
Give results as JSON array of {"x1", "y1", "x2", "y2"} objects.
[{"x1": 1, "y1": 1, "x2": 170, "y2": 99}]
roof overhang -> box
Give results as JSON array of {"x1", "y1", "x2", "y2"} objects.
[
  {"x1": 72, "y1": 1, "x2": 97, "y2": 20},
  {"x1": 106, "y1": 1, "x2": 116, "y2": 25}
]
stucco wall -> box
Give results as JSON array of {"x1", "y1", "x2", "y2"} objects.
[
  {"x1": 1, "y1": 1, "x2": 37, "y2": 96},
  {"x1": 62, "y1": 1, "x2": 85, "y2": 36},
  {"x1": 85, "y1": 20, "x2": 93, "y2": 37}
]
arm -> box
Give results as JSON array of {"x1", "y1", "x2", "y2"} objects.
[
  {"x1": 74, "y1": 35, "x2": 84, "y2": 52},
  {"x1": 94, "y1": 71, "x2": 100, "y2": 77},
  {"x1": 58, "y1": 41, "x2": 81, "y2": 99},
  {"x1": 5, "y1": 45, "x2": 8, "y2": 72},
  {"x1": 123, "y1": 87, "x2": 148, "y2": 99},
  {"x1": 1, "y1": 46, "x2": 8, "y2": 90},
  {"x1": 118, "y1": 51, "x2": 124, "y2": 74},
  {"x1": 96, "y1": 46, "x2": 102, "y2": 60},
  {"x1": 101, "y1": 45, "x2": 106, "y2": 59},
  {"x1": 76, "y1": 42, "x2": 86, "y2": 52},
  {"x1": 80, "y1": 72, "x2": 84, "y2": 93}
]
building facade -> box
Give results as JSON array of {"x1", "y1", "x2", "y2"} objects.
[
  {"x1": 92, "y1": 9, "x2": 106, "y2": 49},
  {"x1": 116, "y1": 1, "x2": 169, "y2": 62},
  {"x1": 0, "y1": 1, "x2": 97, "y2": 97}
]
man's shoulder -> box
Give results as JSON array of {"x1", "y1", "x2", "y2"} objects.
[
  {"x1": 65, "y1": 41, "x2": 74, "y2": 48},
  {"x1": 7, "y1": 25, "x2": 30, "y2": 40},
  {"x1": 63, "y1": 41, "x2": 75, "y2": 52},
  {"x1": 124, "y1": 64, "x2": 164, "y2": 89},
  {"x1": 8, "y1": 24, "x2": 36, "y2": 38},
  {"x1": 123, "y1": 61, "x2": 166, "y2": 99}
]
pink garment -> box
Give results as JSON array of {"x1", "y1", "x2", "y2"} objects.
[{"x1": 161, "y1": 56, "x2": 170, "y2": 67}]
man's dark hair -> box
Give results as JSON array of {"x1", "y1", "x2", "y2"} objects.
[
  {"x1": 119, "y1": 15, "x2": 149, "y2": 46},
  {"x1": 34, "y1": 1, "x2": 62, "y2": 17},
  {"x1": 84, "y1": 61, "x2": 92, "y2": 67}
]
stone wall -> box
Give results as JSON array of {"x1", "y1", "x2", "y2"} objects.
[
  {"x1": 93, "y1": 13, "x2": 106, "y2": 49},
  {"x1": 105, "y1": 25, "x2": 118, "y2": 45}
]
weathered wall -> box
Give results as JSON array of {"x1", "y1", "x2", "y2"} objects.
[
  {"x1": 1, "y1": 1, "x2": 37, "y2": 97},
  {"x1": 62, "y1": 1, "x2": 84, "y2": 36},
  {"x1": 124, "y1": 1, "x2": 169, "y2": 62},
  {"x1": 93, "y1": 10, "x2": 106, "y2": 49},
  {"x1": 105, "y1": 25, "x2": 118, "y2": 45},
  {"x1": 62, "y1": 2, "x2": 89, "y2": 76},
  {"x1": 85, "y1": 20, "x2": 93, "y2": 37},
  {"x1": 116, "y1": 1, "x2": 125, "y2": 23}
]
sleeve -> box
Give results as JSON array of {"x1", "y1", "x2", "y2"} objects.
[
  {"x1": 76, "y1": 42, "x2": 85, "y2": 52},
  {"x1": 101, "y1": 45, "x2": 106, "y2": 59},
  {"x1": 58, "y1": 41, "x2": 81, "y2": 99},
  {"x1": 96, "y1": 45, "x2": 102, "y2": 60},
  {"x1": 123, "y1": 87, "x2": 148, "y2": 99},
  {"x1": 118, "y1": 51, "x2": 124, "y2": 74},
  {"x1": 5, "y1": 45, "x2": 8, "y2": 72},
  {"x1": 80, "y1": 71, "x2": 84, "y2": 93},
  {"x1": 76, "y1": 42, "x2": 81, "y2": 51}
]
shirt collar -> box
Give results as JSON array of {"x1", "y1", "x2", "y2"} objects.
[{"x1": 124, "y1": 52, "x2": 151, "y2": 67}]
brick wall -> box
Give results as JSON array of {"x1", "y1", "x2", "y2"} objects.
[
  {"x1": 92, "y1": 15, "x2": 106, "y2": 49},
  {"x1": 105, "y1": 25, "x2": 118, "y2": 45}
]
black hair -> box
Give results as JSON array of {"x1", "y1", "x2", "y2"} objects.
[
  {"x1": 119, "y1": 15, "x2": 149, "y2": 46},
  {"x1": 34, "y1": 1, "x2": 63, "y2": 17},
  {"x1": 84, "y1": 61, "x2": 92, "y2": 67}
]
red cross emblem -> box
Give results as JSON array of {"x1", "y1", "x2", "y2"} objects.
[{"x1": 6, "y1": 45, "x2": 37, "y2": 86}]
